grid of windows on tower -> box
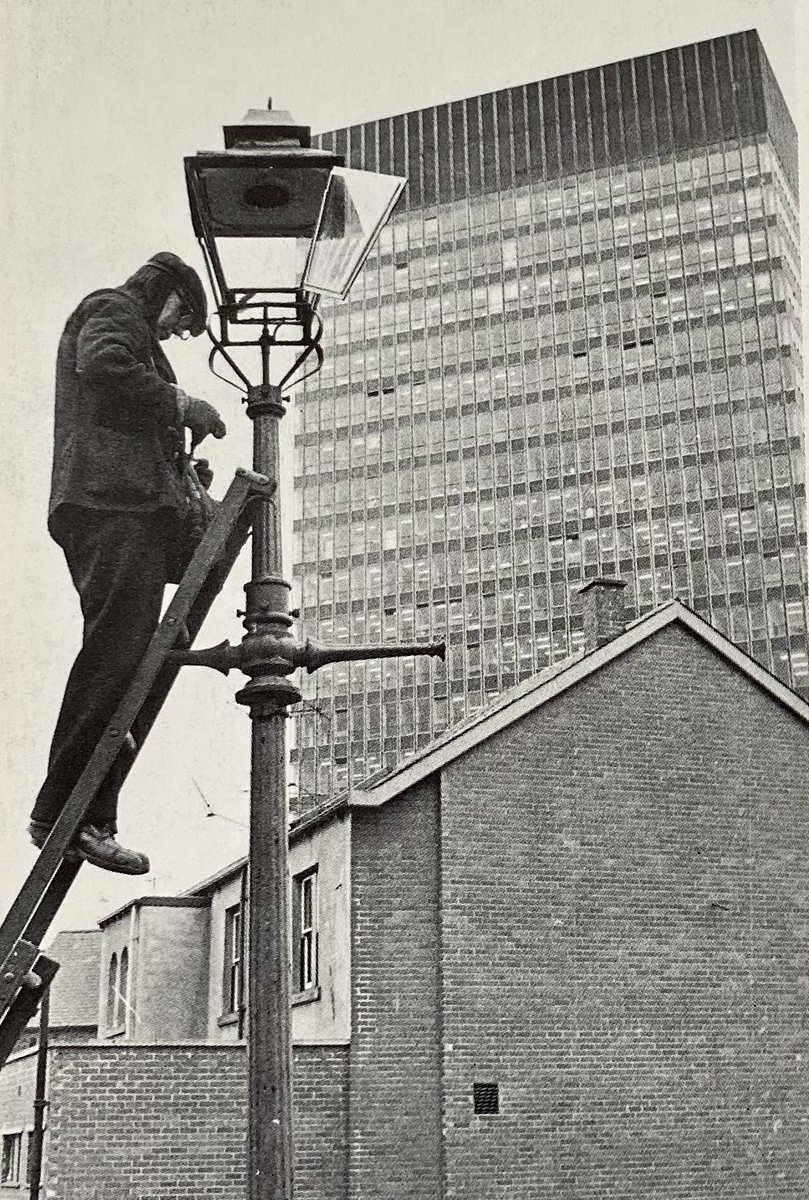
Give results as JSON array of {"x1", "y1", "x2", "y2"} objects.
[{"x1": 288, "y1": 91, "x2": 806, "y2": 805}]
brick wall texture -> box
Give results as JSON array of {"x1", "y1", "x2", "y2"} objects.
[
  {"x1": 14, "y1": 620, "x2": 809, "y2": 1199},
  {"x1": 0, "y1": 1051, "x2": 36, "y2": 1134},
  {"x1": 438, "y1": 625, "x2": 809, "y2": 1199},
  {"x1": 0, "y1": 1051, "x2": 36, "y2": 1197},
  {"x1": 43, "y1": 1044, "x2": 347, "y2": 1200},
  {"x1": 349, "y1": 781, "x2": 442, "y2": 1200}
]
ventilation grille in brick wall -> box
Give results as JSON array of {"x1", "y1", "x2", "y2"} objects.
[{"x1": 473, "y1": 1082, "x2": 500, "y2": 1115}]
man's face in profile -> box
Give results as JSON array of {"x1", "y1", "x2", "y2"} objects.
[{"x1": 156, "y1": 291, "x2": 194, "y2": 341}]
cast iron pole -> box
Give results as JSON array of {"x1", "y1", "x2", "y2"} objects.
[
  {"x1": 28, "y1": 985, "x2": 49, "y2": 1200},
  {"x1": 236, "y1": 321, "x2": 300, "y2": 1200},
  {"x1": 186, "y1": 305, "x2": 444, "y2": 1200}
]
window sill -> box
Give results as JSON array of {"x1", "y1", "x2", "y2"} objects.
[
  {"x1": 292, "y1": 986, "x2": 320, "y2": 1007},
  {"x1": 104, "y1": 1025, "x2": 126, "y2": 1039},
  {"x1": 217, "y1": 990, "x2": 321, "y2": 1022}
]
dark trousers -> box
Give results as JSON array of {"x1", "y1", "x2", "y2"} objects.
[{"x1": 30, "y1": 509, "x2": 171, "y2": 830}]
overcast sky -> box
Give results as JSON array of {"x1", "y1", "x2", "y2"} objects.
[{"x1": 0, "y1": 0, "x2": 805, "y2": 936}]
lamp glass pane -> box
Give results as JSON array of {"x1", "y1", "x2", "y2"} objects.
[
  {"x1": 215, "y1": 237, "x2": 302, "y2": 296},
  {"x1": 302, "y1": 167, "x2": 406, "y2": 300}
]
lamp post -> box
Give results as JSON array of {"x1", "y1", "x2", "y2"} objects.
[{"x1": 183, "y1": 105, "x2": 443, "y2": 1200}]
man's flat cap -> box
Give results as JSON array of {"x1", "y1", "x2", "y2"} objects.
[{"x1": 148, "y1": 251, "x2": 208, "y2": 336}]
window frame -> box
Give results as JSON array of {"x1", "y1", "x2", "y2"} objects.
[
  {"x1": 25, "y1": 1131, "x2": 34, "y2": 1189},
  {"x1": 292, "y1": 868, "x2": 319, "y2": 998},
  {"x1": 106, "y1": 951, "x2": 118, "y2": 1032},
  {"x1": 1, "y1": 1130, "x2": 22, "y2": 1186},
  {"x1": 104, "y1": 946, "x2": 129, "y2": 1036},
  {"x1": 222, "y1": 903, "x2": 244, "y2": 1019},
  {"x1": 117, "y1": 948, "x2": 129, "y2": 1032}
]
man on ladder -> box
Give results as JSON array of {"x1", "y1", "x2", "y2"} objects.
[{"x1": 27, "y1": 252, "x2": 227, "y2": 875}]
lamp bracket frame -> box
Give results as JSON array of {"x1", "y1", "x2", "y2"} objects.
[{"x1": 205, "y1": 290, "x2": 324, "y2": 396}]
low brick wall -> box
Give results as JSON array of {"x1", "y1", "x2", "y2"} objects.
[{"x1": 44, "y1": 1043, "x2": 348, "y2": 1200}]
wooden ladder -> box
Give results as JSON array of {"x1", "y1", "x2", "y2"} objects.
[{"x1": 0, "y1": 468, "x2": 271, "y2": 1067}]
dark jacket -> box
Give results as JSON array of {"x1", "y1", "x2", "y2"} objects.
[{"x1": 48, "y1": 260, "x2": 193, "y2": 542}]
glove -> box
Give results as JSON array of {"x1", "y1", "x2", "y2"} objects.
[
  {"x1": 185, "y1": 397, "x2": 226, "y2": 448},
  {"x1": 193, "y1": 458, "x2": 214, "y2": 490},
  {"x1": 175, "y1": 389, "x2": 226, "y2": 448}
]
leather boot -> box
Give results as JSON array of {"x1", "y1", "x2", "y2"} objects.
[{"x1": 74, "y1": 825, "x2": 150, "y2": 875}]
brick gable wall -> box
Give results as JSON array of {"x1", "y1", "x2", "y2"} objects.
[
  {"x1": 349, "y1": 781, "x2": 442, "y2": 1200},
  {"x1": 439, "y1": 624, "x2": 809, "y2": 1199},
  {"x1": 43, "y1": 1044, "x2": 347, "y2": 1200}
]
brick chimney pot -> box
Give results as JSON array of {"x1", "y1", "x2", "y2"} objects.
[{"x1": 579, "y1": 577, "x2": 628, "y2": 651}]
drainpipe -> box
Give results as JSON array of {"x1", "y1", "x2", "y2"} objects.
[
  {"x1": 238, "y1": 862, "x2": 248, "y2": 1041},
  {"x1": 28, "y1": 986, "x2": 49, "y2": 1200}
]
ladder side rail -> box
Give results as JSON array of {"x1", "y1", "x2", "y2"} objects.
[
  {"x1": 0, "y1": 472, "x2": 256, "y2": 968},
  {"x1": 21, "y1": 861, "x2": 83, "y2": 956}
]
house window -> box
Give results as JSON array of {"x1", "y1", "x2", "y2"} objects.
[
  {"x1": 25, "y1": 1131, "x2": 35, "y2": 1187},
  {"x1": 106, "y1": 952, "x2": 119, "y2": 1031},
  {"x1": 105, "y1": 948, "x2": 128, "y2": 1033},
  {"x1": 223, "y1": 904, "x2": 243, "y2": 1016},
  {"x1": 118, "y1": 949, "x2": 129, "y2": 1030},
  {"x1": 293, "y1": 869, "x2": 318, "y2": 994},
  {"x1": 2, "y1": 1132, "x2": 22, "y2": 1185}
]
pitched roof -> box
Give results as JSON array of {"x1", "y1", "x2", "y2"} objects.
[
  {"x1": 185, "y1": 600, "x2": 809, "y2": 896},
  {"x1": 43, "y1": 930, "x2": 102, "y2": 1028},
  {"x1": 295, "y1": 600, "x2": 809, "y2": 826}
]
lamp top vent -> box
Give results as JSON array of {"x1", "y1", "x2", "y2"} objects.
[{"x1": 224, "y1": 106, "x2": 311, "y2": 151}]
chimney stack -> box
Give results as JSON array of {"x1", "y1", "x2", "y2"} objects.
[{"x1": 578, "y1": 578, "x2": 628, "y2": 651}]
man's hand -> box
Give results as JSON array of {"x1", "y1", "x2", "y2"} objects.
[
  {"x1": 176, "y1": 389, "x2": 226, "y2": 448},
  {"x1": 193, "y1": 458, "x2": 214, "y2": 490},
  {"x1": 185, "y1": 397, "x2": 226, "y2": 448}
]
